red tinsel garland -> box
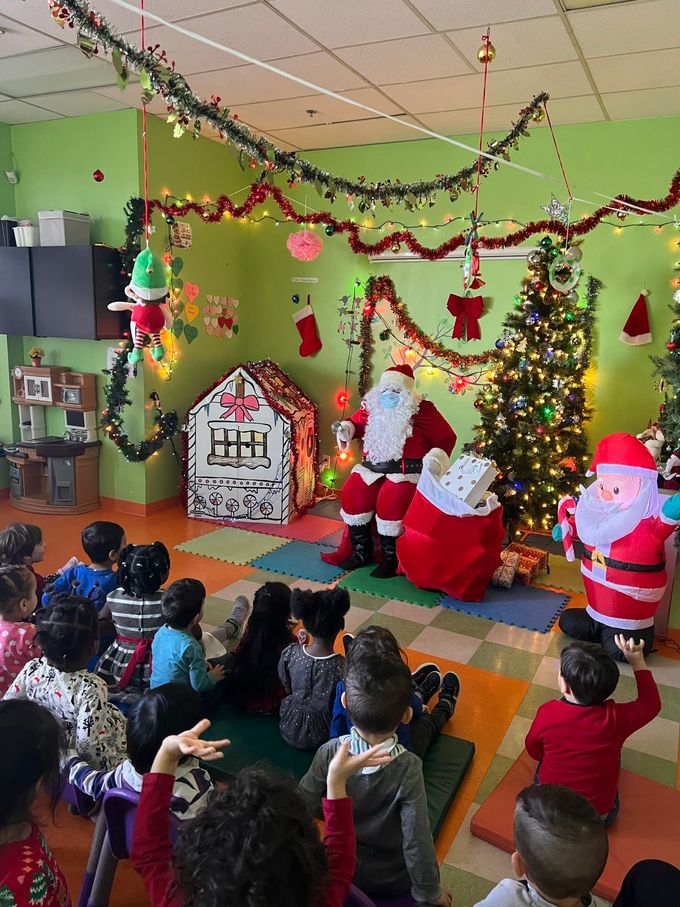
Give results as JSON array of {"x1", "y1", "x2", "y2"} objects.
[{"x1": 149, "y1": 167, "x2": 680, "y2": 262}]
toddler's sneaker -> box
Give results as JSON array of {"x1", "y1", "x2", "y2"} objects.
[
  {"x1": 342, "y1": 632, "x2": 355, "y2": 654},
  {"x1": 222, "y1": 595, "x2": 251, "y2": 640},
  {"x1": 411, "y1": 662, "x2": 440, "y2": 689},
  {"x1": 438, "y1": 671, "x2": 460, "y2": 718},
  {"x1": 415, "y1": 670, "x2": 442, "y2": 705}
]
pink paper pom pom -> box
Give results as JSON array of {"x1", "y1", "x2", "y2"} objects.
[{"x1": 287, "y1": 229, "x2": 323, "y2": 261}]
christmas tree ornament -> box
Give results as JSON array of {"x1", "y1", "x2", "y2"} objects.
[
  {"x1": 539, "y1": 236, "x2": 553, "y2": 249},
  {"x1": 291, "y1": 294, "x2": 300, "y2": 304},
  {"x1": 532, "y1": 106, "x2": 546, "y2": 123},
  {"x1": 477, "y1": 36, "x2": 496, "y2": 64},
  {"x1": 564, "y1": 246, "x2": 583, "y2": 262},
  {"x1": 540, "y1": 195, "x2": 568, "y2": 225},
  {"x1": 324, "y1": 224, "x2": 335, "y2": 236},
  {"x1": 292, "y1": 295, "x2": 322, "y2": 357},
  {"x1": 616, "y1": 210, "x2": 629, "y2": 221},
  {"x1": 619, "y1": 290, "x2": 652, "y2": 345},
  {"x1": 287, "y1": 229, "x2": 323, "y2": 261},
  {"x1": 107, "y1": 247, "x2": 171, "y2": 364},
  {"x1": 549, "y1": 255, "x2": 581, "y2": 293},
  {"x1": 92, "y1": 168, "x2": 105, "y2": 182}
]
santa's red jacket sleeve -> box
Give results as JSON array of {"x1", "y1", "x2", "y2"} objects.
[
  {"x1": 346, "y1": 405, "x2": 369, "y2": 440},
  {"x1": 416, "y1": 400, "x2": 457, "y2": 456}
]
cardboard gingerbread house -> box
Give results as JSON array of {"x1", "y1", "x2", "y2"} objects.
[{"x1": 183, "y1": 360, "x2": 318, "y2": 524}]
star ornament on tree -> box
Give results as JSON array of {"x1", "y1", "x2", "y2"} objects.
[{"x1": 541, "y1": 195, "x2": 569, "y2": 225}]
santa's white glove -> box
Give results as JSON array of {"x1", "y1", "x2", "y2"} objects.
[
  {"x1": 663, "y1": 453, "x2": 680, "y2": 480},
  {"x1": 332, "y1": 420, "x2": 355, "y2": 451},
  {"x1": 422, "y1": 448, "x2": 449, "y2": 479}
]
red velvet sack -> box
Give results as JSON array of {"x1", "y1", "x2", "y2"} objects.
[{"x1": 397, "y1": 470, "x2": 505, "y2": 602}]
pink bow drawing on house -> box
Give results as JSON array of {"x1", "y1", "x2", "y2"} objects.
[{"x1": 220, "y1": 392, "x2": 260, "y2": 422}]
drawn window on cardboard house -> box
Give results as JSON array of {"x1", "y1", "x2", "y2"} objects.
[{"x1": 207, "y1": 374, "x2": 271, "y2": 469}]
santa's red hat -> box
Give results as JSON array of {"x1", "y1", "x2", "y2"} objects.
[
  {"x1": 619, "y1": 291, "x2": 652, "y2": 346},
  {"x1": 587, "y1": 432, "x2": 658, "y2": 480},
  {"x1": 379, "y1": 364, "x2": 415, "y2": 390}
]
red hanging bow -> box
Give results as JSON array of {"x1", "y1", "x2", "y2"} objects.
[
  {"x1": 447, "y1": 294, "x2": 485, "y2": 342},
  {"x1": 220, "y1": 392, "x2": 260, "y2": 422}
]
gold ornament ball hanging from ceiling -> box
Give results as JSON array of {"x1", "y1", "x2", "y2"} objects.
[{"x1": 477, "y1": 41, "x2": 496, "y2": 64}]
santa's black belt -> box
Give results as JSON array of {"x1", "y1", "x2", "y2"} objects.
[
  {"x1": 362, "y1": 457, "x2": 423, "y2": 475},
  {"x1": 583, "y1": 549, "x2": 665, "y2": 572}
]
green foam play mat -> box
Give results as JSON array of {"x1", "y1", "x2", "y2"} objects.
[
  {"x1": 338, "y1": 566, "x2": 444, "y2": 608},
  {"x1": 175, "y1": 526, "x2": 289, "y2": 565}
]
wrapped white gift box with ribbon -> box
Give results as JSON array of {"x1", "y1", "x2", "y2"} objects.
[{"x1": 440, "y1": 453, "x2": 499, "y2": 508}]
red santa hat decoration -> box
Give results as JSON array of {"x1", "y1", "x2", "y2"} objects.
[
  {"x1": 379, "y1": 364, "x2": 415, "y2": 390},
  {"x1": 619, "y1": 291, "x2": 652, "y2": 346},
  {"x1": 586, "y1": 432, "x2": 658, "y2": 480}
]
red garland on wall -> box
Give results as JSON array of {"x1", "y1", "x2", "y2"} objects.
[{"x1": 134, "y1": 167, "x2": 680, "y2": 263}]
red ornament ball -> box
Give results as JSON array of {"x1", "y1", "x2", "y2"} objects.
[
  {"x1": 92, "y1": 168, "x2": 105, "y2": 182},
  {"x1": 667, "y1": 342, "x2": 677, "y2": 350}
]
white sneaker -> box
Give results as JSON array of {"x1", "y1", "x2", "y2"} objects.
[{"x1": 222, "y1": 595, "x2": 251, "y2": 640}]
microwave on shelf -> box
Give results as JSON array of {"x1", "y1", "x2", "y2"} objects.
[
  {"x1": 63, "y1": 409, "x2": 98, "y2": 442},
  {"x1": 61, "y1": 387, "x2": 82, "y2": 406}
]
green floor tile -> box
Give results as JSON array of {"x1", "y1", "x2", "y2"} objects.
[
  {"x1": 657, "y1": 682, "x2": 680, "y2": 723},
  {"x1": 203, "y1": 595, "x2": 232, "y2": 625},
  {"x1": 440, "y1": 865, "x2": 496, "y2": 907},
  {"x1": 620, "y1": 747, "x2": 677, "y2": 787},
  {"x1": 430, "y1": 608, "x2": 493, "y2": 639},
  {"x1": 544, "y1": 630, "x2": 570, "y2": 658},
  {"x1": 344, "y1": 590, "x2": 388, "y2": 612},
  {"x1": 516, "y1": 683, "x2": 558, "y2": 719},
  {"x1": 244, "y1": 568, "x2": 296, "y2": 584},
  {"x1": 469, "y1": 641, "x2": 544, "y2": 682},
  {"x1": 475, "y1": 753, "x2": 515, "y2": 804},
  {"x1": 535, "y1": 555, "x2": 583, "y2": 593},
  {"x1": 353, "y1": 611, "x2": 425, "y2": 647}
]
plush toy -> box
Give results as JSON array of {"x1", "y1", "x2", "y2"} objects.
[
  {"x1": 322, "y1": 364, "x2": 456, "y2": 578},
  {"x1": 553, "y1": 433, "x2": 680, "y2": 661},
  {"x1": 636, "y1": 420, "x2": 665, "y2": 462},
  {"x1": 108, "y1": 248, "x2": 171, "y2": 364}
]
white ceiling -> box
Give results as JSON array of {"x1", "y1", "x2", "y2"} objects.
[{"x1": 0, "y1": 0, "x2": 678, "y2": 151}]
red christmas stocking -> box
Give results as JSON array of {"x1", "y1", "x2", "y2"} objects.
[{"x1": 293, "y1": 298, "x2": 322, "y2": 357}]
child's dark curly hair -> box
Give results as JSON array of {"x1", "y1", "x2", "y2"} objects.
[
  {"x1": 117, "y1": 542, "x2": 170, "y2": 598},
  {"x1": 36, "y1": 595, "x2": 98, "y2": 669},
  {"x1": 0, "y1": 565, "x2": 35, "y2": 616},
  {"x1": 172, "y1": 766, "x2": 327, "y2": 907},
  {"x1": 291, "y1": 587, "x2": 349, "y2": 642}
]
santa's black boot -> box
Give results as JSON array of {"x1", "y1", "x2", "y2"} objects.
[
  {"x1": 339, "y1": 523, "x2": 374, "y2": 571},
  {"x1": 371, "y1": 535, "x2": 398, "y2": 578}
]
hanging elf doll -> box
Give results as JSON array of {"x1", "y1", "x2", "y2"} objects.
[{"x1": 109, "y1": 247, "x2": 171, "y2": 364}]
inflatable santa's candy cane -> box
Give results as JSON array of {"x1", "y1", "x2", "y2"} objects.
[{"x1": 556, "y1": 496, "x2": 576, "y2": 562}]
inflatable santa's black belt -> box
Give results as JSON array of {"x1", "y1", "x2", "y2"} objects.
[
  {"x1": 584, "y1": 549, "x2": 665, "y2": 572},
  {"x1": 362, "y1": 457, "x2": 423, "y2": 475}
]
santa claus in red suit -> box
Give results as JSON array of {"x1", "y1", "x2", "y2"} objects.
[
  {"x1": 329, "y1": 364, "x2": 456, "y2": 578},
  {"x1": 556, "y1": 433, "x2": 680, "y2": 661}
]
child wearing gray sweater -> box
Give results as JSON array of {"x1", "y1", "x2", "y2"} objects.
[{"x1": 474, "y1": 784, "x2": 608, "y2": 907}]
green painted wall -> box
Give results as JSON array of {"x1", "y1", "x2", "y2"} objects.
[{"x1": 0, "y1": 122, "x2": 15, "y2": 218}]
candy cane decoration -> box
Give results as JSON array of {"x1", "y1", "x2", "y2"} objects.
[{"x1": 557, "y1": 496, "x2": 576, "y2": 562}]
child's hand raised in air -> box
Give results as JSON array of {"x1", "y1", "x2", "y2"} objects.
[
  {"x1": 326, "y1": 740, "x2": 392, "y2": 800},
  {"x1": 151, "y1": 719, "x2": 230, "y2": 775},
  {"x1": 208, "y1": 663, "x2": 226, "y2": 682},
  {"x1": 614, "y1": 634, "x2": 647, "y2": 669}
]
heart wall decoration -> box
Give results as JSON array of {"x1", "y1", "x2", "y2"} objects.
[{"x1": 203, "y1": 295, "x2": 240, "y2": 339}]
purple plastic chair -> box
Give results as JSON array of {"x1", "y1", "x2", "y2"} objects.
[{"x1": 344, "y1": 886, "x2": 416, "y2": 907}]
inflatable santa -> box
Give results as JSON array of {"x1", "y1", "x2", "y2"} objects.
[
  {"x1": 555, "y1": 433, "x2": 680, "y2": 660},
  {"x1": 328, "y1": 364, "x2": 456, "y2": 578}
]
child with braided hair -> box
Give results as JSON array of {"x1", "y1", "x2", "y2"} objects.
[
  {"x1": 3, "y1": 595, "x2": 127, "y2": 770},
  {"x1": 0, "y1": 565, "x2": 41, "y2": 697}
]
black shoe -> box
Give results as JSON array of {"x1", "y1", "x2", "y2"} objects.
[
  {"x1": 438, "y1": 671, "x2": 460, "y2": 717},
  {"x1": 339, "y1": 523, "x2": 374, "y2": 571},
  {"x1": 370, "y1": 534, "x2": 398, "y2": 578},
  {"x1": 411, "y1": 662, "x2": 440, "y2": 689},
  {"x1": 342, "y1": 632, "x2": 355, "y2": 655},
  {"x1": 416, "y1": 670, "x2": 442, "y2": 705}
]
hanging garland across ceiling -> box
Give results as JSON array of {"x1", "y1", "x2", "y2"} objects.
[{"x1": 50, "y1": 0, "x2": 548, "y2": 212}]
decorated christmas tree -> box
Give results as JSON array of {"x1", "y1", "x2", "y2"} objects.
[
  {"x1": 468, "y1": 237, "x2": 600, "y2": 534},
  {"x1": 653, "y1": 282, "x2": 680, "y2": 458}
]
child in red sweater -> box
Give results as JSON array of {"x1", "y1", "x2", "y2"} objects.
[
  {"x1": 131, "y1": 719, "x2": 390, "y2": 907},
  {"x1": 525, "y1": 635, "x2": 661, "y2": 824}
]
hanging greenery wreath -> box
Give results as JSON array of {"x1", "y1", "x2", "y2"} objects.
[{"x1": 101, "y1": 344, "x2": 179, "y2": 462}]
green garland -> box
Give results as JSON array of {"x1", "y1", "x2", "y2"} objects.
[
  {"x1": 101, "y1": 343, "x2": 179, "y2": 462},
  {"x1": 53, "y1": 0, "x2": 547, "y2": 213}
]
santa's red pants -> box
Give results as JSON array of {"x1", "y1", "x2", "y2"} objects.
[{"x1": 340, "y1": 472, "x2": 417, "y2": 536}]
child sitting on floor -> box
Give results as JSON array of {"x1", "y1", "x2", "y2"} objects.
[
  {"x1": 278, "y1": 587, "x2": 349, "y2": 751},
  {"x1": 331, "y1": 625, "x2": 460, "y2": 758},
  {"x1": 474, "y1": 784, "x2": 608, "y2": 906},
  {"x1": 64, "y1": 682, "x2": 214, "y2": 819},
  {"x1": 130, "y1": 718, "x2": 390, "y2": 907},
  {"x1": 0, "y1": 522, "x2": 48, "y2": 601},
  {"x1": 4, "y1": 596, "x2": 127, "y2": 770},
  {"x1": 299, "y1": 655, "x2": 452, "y2": 907},
  {"x1": 225, "y1": 581, "x2": 295, "y2": 715},
  {"x1": 0, "y1": 700, "x2": 70, "y2": 905},
  {"x1": 525, "y1": 635, "x2": 661, "y2": 825},
  {"x1": 0, "y1": 566, "x2": 41, "y2": 697},
  {"x1": 97, "y1": 542, "x2": 170, "y2": 701}
]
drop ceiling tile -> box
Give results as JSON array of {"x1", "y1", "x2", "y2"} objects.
[
  {"x1": 334, "y1": 34, "x2": 471, "y2": 86},
  {"x1": 265, "y1": 52, "x2": 368, "y2": 91},
  {"x1": 0, "y1": 99, "x2": 62, "y2": 124},
  {"x1": 0, "y1": 12, "x2": 62, "y2": 58},
  {"x1": 234, "y1": 87, "x2": 402, "y2": 131},
  {"x1": 273, "y1": 115, "x2": 423, "y2": 149},
  {"x1": 415, "y1": 0, "x2": 556, "y2": 30},
  {"x1": 448, "y1": 17, "x2": 577, "y2": 70},
  {"x1": 27, "y1": 89, "x2": 130, "y2": 117},
  {"x1": 533, "y1": 93, "x2": 604, "y2": 125},
  {"x1": 91, "y1": 85, "x2": 169, "y2": 116},
  {"x1": 568, "y1": 0, "x2": 680, "y2": 58},
  {"x1": 0, "y1": 45, "x2": 116, "y2": 96},
  {"x1": 602, "y1": 86, "x2": 680, "y2": 120},
  {"x1": 419, "y1": 94, "x2": 603, "y2": 135},
  {"x1": 589, "y1": 48, "x2": 680, "y2": 93},
  {"x1": 188, "y1": 64, "x2": 310, "y2": 105},
  {"x1": 383, "y1": 61, "x2": 592, "y2": 114},
  {"x1": 268, "y1": 0, "x2": 429, "y2": 48}
]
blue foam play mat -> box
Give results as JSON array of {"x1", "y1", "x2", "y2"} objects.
[
  {"x1": 249, "y1": 540, "x2": 347, "y2": 584},
  {"x1": 440, "y1": 583, "x2": 569, "y2": 633}
]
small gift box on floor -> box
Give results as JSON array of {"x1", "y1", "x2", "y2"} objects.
[
  {"x1": 504, "y1": 542, "x2": 549, "y2": 585},
  {"x1": 491, "y1": 549, "x2": 521, "y2": 589},
  {"x1": 441, "y1": 453, "x2": 499, "y2": 507}
]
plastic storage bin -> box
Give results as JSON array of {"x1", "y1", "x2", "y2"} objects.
[
  {"x1": 13, "y1": 225, "x2": 40, "y2": 247},
  {"x1": 0, "y1": 217, "x2": 18, "y2": 246},
  {"x1": 38, "y1": 210, "x2": 91, "y2": 246}
]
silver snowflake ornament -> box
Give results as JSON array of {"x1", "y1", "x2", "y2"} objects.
[{"x1": 541, "y1": 195, "x2": 569, "y2": 225}]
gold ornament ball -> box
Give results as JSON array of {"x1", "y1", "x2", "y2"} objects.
[
  {"x1": 477, "y1": 41, "x2": 496, "y2": 64},
  {"x1": 616, "y1": 210, "x2": 628, "y2": 221},
  {"x1": 391, "y1": 241, "x2": 401, "y2": 254},
  {"x1": 532, "y1": 107, "x2": 546, "y2": 123}
]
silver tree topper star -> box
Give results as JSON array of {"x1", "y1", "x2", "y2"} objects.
[{"x1": 541, "y1": 195, "x2": 569, "y2": 225}]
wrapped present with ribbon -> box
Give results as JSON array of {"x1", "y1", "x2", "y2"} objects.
[{"x1": 504, "y1": 542, "x2": 549, "y2": 585}]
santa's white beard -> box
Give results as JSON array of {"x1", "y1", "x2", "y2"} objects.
[
  {"x1": 575, "y1": 479, "x2": 659, "y2": 548},
  {"x1": 361, "y1": 386, "x2": 420, "y2": 464}
]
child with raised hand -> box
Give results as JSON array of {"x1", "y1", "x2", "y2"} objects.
[
  {"x1": 278, "y1": 587, "x2": 349, "y2": 750},
  {"x1": 64, "y1": 683, "x2": 214, "y2": 819},
  {"x1": 4, "y1": 595, "x2": 127, "y2": 770},
  {"x1": 474, "y1": 784, "x2": 608, "y2": 907},
  {"x1": 97, "y1": 542, "x2": 170, "y2": 700},
  {"x1": 0, "y1": 522, "x2": 47, "y2": 600},
  {"x1": 131, "y1": 718, "x2": 390, "y2": 907},
  {"x1": 0, "y1": 565, "x2": 41, "y2": 697},
  {"x1": 525, "y1": 635, "x2": 661, "y2": 824},
  {"x1": 225, "y1": 581, "x2": 295, "y2": 714},
  {"x1": 0, "y1": 700, "x2": 70, "y2": 906}
]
